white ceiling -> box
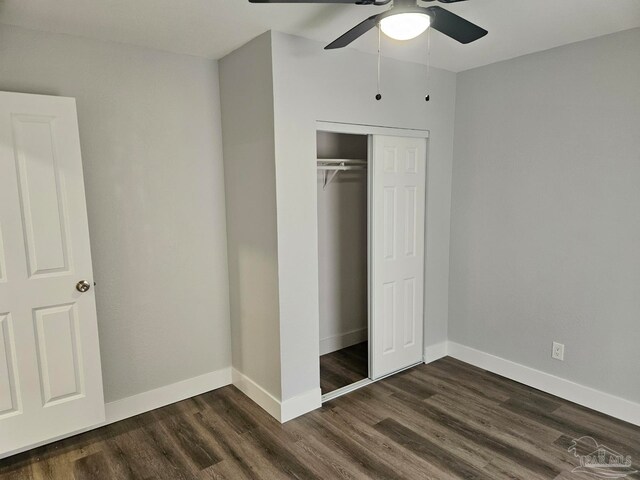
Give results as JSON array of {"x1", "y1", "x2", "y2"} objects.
[{"x1": 0, "y1": 0, "x2": 639, "y2": 72}]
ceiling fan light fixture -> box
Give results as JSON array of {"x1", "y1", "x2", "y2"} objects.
[{"x1": 379, "y1": 12, "x2": 430, "y2": 41}]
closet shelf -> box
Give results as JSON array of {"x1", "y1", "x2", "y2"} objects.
[
  {"x1": 317, "y1": 165, "x2": 366, "y2": 171},
  {"x1": 317, "y1": 159, "x2": 367, "y2": 189}
]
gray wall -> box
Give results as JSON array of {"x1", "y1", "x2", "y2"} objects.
[
  {"x1": 0, "y1": 25, "x2": 231, "y2": 402},
  {"x1": 271, "y1": 31, "x2": 457, "y2": 400},
  {"x1": 450, "y1": 28, "x2": 640, "y2": 402},
  {"x1": 219, "y1": 32, "x2": 282, "y2": 400}
]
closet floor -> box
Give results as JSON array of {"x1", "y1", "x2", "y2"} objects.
[{"x1": 320, "y1": 341, "x2": 368, "y2": 394}]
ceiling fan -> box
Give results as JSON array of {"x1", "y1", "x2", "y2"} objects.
[{"x1": 249, "y1": 0, "x2": 488, "y2": 49}]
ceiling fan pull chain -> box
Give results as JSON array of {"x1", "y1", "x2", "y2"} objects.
[
  {"x1": 425, "y1": 27, "x2": 431, "y2": 102},
  {"x1": 376, "y1": 26, "x2": 382, "y2": 101}
]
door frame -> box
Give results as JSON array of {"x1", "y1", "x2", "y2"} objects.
[
  {"x1": 316, "y1": 121, "x2": 429, "y2": 139},
  {"x1": 315, "y1": 121, "x2": 430, "y2": 402}
]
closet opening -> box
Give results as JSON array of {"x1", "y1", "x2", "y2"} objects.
[{"x1": 316, "y1": 131, "x2": 370, "y2": 397}]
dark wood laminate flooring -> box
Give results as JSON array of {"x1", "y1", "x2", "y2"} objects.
[
  {"x1": 2, "y1": 356, "x2": 640, "y2": 480},
  {"x1": 320, "y1": 342, "x2": 368, "y2": 394}
]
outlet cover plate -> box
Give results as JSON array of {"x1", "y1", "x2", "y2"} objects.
[{"x1": 552, "y1": 342, "x2": 565, "y2": 361}]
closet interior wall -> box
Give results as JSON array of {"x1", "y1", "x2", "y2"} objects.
[{"x1": 316, "y1": 132, "x2": 368, "y2": 357}]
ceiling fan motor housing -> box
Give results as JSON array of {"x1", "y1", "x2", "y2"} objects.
[
  {"x1": 378, "y1": 0, "x2": 432, "y2": 24},
  {"x1": 395, "y1": 0, "x2": 419, "y2": 6},
  {"x1": 377, "y1": 6, "x2": 431, "y2": 27}
]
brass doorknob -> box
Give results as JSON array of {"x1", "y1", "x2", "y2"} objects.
[{"x1": 76, "y1": 280, "x2": 91, "y2": 293}]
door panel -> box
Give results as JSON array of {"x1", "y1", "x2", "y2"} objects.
[
  {"x1": 0, "y1": 313, "x2": 19, "y2": 416},
  {"x1": 404, "y1": 186, "x2": 417, "y2": 256},
  {"x1": 13, "y1": 114, "x2": 71, "y2": 277},
  {"x1": 371, "y1": 135, "x2": 426, "y2": 379},
  {"x1": 0, "y1": 225, "x2": 6, "y2": 282},
  {"x1": 0, "y1": 91, "x2": 104, "y2": 457},
  {"x1": 34, "y1": 304, "x2": 83, "y2": 405},
  {"x1": 382, "y1": 282, "x2": 396, "y2": 353},
  {"x1": 403, "y1": 277, "x2": 416, "y2": 347},
  {"x1": 383, "y1": 187, "x2": 396, "y2": 259}
]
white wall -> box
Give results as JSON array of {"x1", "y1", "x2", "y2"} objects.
[
  {"x1": 450, "y1": 28, "x2": 640, "y2": 403},
  {"x1": 219, "y1": 32, "x2": 282, "y2": 400},
  {"x1": 317, "y1": 133, "x2": 368, "y2": 354},
  {"x1": 0, "y1": 24, "x2": 231, "y2": 402},
  {"x1": 271, "y1": 31, "x2": 457, "y2": 401}
]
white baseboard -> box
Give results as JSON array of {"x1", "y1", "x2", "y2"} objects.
[
  {"x1": 423, "y1": 341, "x2": 448, "y2": 364},
  {"x1": 447, "y1": 341, "x2": 640, "y2": 427},
  {"x1": 106, "y1": 367, "x2": 232, "y2": 424},
  {"x1": 232, "y1": 368, "x2": 282, "y2": 420},
  {"x1": 12, "y1": 341, "x2": 636, "y2": 459},
  {"x1": 281, "y1": 388, "x2": 322, "y2": 422},
  {"x1": 1, "y1": 367, "x2": 232, "y2": 459},
  {"x1": 319, "y1": 328, "x2": 367, "y2": 356},
  {"x1": 232, "y1": 368, "x2": 321, "y2": 423}
]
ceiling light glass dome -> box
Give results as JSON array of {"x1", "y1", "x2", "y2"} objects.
[{"x1": 379, "y1": 12, "x2": 431, "y2": 41}]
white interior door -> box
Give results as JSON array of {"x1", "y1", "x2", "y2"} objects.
[
  {"x1": 370, "y1": 134, "x2": 426, "y2": 379},
  {"x1": 0, "y1": 91, "x2": 104, "y2": 457}
]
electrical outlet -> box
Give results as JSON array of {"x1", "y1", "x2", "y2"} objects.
[{"x1": 552, "y1": 342, "x2": 565, "y2": 361}]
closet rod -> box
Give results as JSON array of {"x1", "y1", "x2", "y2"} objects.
[{"x1": 317, "y1": 158, "x2": 367, "y2": 165}]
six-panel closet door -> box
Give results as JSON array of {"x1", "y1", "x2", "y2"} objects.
[
  {"x1": 369, "y1": 135, "x2": 426, "y2": 379},
  {"x1": 0, "y1": 91, "x2": 105, "y2": 457}
]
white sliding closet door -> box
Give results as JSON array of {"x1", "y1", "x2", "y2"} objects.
[
  {"x1": 370, "y1": 135, "x2": 426, "y2": 379},
  {"x1": 0, "y1": 92, "x2": 104, "y2": 457}
]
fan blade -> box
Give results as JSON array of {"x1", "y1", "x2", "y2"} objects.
[
  {"x1": 424, "y1": 6, "x2": 487, "y2": 44},
  {"x1": 250, "y1": 0, "x2": 370, "y2": 3},
  {"x1": 325, "y1": 14, "x2": 380, "y2": 49}
]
